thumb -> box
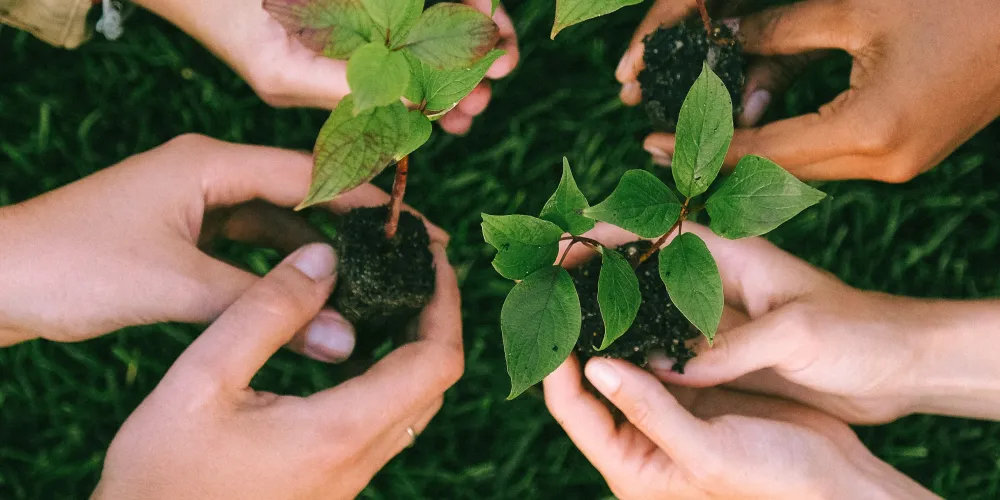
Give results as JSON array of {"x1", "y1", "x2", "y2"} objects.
[
  {"x1": 172, "y1": 243, "x2": 337, "y2": 391},
  {"x1": 738, "y1": 52, "x2": 828, "y2": 127},
  {"x1": 585, "y1": 358, "x2": 714, "y2": 467},
  {"x1": 650, "y1": 308, "x2": 805, "y2": 387}
]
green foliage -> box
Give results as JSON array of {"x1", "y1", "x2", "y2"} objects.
[
  {"x1": 583, "y1": 170, "x2": 681, "y2": 238},
  {"x1": 360, "y1": 0, "x2": 422, "y2": 46},
  {"x1": 487, "y1": 65, "x2": 827, "y2": 396},
  {"x1": 346, "y1": 43, "x2": 411, "y2": 113},
  {"x1": 403, "y1": 4, "x2": 501, "y2": 70},
  {"x1": 263, "y1": 0, "x2": 376, "y2": 59},
  {"x1": 540, "y1": 158, "x2": 595, "y2": 235},
  {"x1": 672, "y1": 63, "x2": 734, "y2": 198},
  {"x1": 708, "y1": 155, "x2": 828, "y2": 239},
  {"x1": 397, "y1": 110, "x2": 433, "y2": 160},
  {"x1": 596, "y1": 248, "x2": 641, "y2": 350},
  {"x1": 481, "y1": 214, "x2": 564, "y2": 280},
  {"x1": 658, "y1": 232, "x2": 724, "y2": 342},
  {"x1": 298, "y1": 96, "x2": 408, "y2": 209},
  {"x1": 404, "y1": 49, "x2": 505, "y2": 113},
  {"x1": 551, "y1": 0, "x2": 644, "y2": 39},
  {"x1": 501, "y1": 267, "x2": 581, "y2": 399},
  {"x1": 265, "y1": 0, "x2": 502, "y2": 208}
]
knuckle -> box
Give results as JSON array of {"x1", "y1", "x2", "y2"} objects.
[
  {"x1": 164, "y1": 132, "x2": 213, "y2": 150},
  {"x1": 246, "y1": 66, "x2": 288, "y2": 106},
  {"x1": 877, "y1": 155, "x2": 921, "y2": 183},
  {"x1": 854, "y1": 115, "x2": 904, "y2": 157},
  {"x1": 246, "y1": 274, "x2": 318, "y2": 319}
]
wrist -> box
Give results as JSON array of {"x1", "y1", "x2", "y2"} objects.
[
  {"x1": 901, "y1": 298, "x2": 1000, "y2": 420},
  {"x1": 839, "y1": 452, "x2": 940, "y2": 500}
]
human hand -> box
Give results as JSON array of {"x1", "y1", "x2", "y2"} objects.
[
  {"x1": 93, "y1": 241, "x2": 464, "y2": 500},
  {"x1": 134, "y1": 0, "x2": 518, "y2": 135},
  {"x1": 544, "y1": 355, "x2": 940, "y2": 499},
  {"x1": 561, "y1": 222, "x2": 1000, "y2": 424},
  {"x1": 621, "y1": 0, "x2": 1000, "y2": 182},
  {"x1": 0, "y1": 134, "x2": 446, "y2": 352}
]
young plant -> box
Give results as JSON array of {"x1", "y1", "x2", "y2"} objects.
[
  {"x1": 551, "y1": 0, "x2": 718, "y2": 41},
  {"x1": 483, "y1": 65, "x2": 826, "y2": 399},
  {"x1": 263, "y1": 0, "x2": 503, "y2": 237}
]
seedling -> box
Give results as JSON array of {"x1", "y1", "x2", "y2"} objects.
[
  {"x1": 484, "y1": 65, "x2": 826, "y2": 399},
  {"x1": 552, "y1": 0, "x2": 745, "y2": 132},
  {"x1": 263, "y1": 0, "x2": 502, "y2": 352}
]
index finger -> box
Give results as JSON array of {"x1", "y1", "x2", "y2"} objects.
[
  {"x1": 308, "y1": 243, "x2": 463, "y2": 439},
  {"x1": 617, "y1": 0, "x2": 698, "y2": 85}
]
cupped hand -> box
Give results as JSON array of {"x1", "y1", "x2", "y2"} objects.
[
  {"x1": 544, "y1": 355, "x2": 939, "y2": 499},
  {"x1": 622, "y1": 0, "x2": 1000, "y2": 182},
  {"x1": 135, "y1": 0, "x2": 518, "y2": 135},
  {"x1": 94, "y1": 242, "x2": 464, "y2": 500},
  {"x1": 0, "y1": 134, "x2": 446, "y2": 354},
  {"x1": 558, "y1": 222, "x2": 927, "y2": 425}
]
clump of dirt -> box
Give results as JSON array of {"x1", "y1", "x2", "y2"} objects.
[
  {"x1": 639, "y1": 19, "x2": 746, "y2": 132},
  {"x1": 571, "y1": 241, "x2": 699, "y2": 372},
  {"x1": 329, "y1": 206, "x2": 435, "y2": 358}
]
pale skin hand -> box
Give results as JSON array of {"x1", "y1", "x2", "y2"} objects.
[
  {"x1": 618, "y1": 0, "x2": 1000, "y2": 182},
  {"x1": 93, "y1": 242, "x2": 464, "y2": 500},
  {"x1": 133, "y1": 0, "x2": 519, "y2": 135},
  {"x1": 0, "y1": 135, "x2": 447, "y2": 363},
  {"x1": 562, "y1": 223, "x2": 1000, "y2": 425},
  {"x1": 544, "y1": 355, "x2": 940, "y2": 499}
]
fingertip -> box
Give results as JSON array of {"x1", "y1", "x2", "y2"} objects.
[
  {"x1": 486, "y1": 50, "x2": 517, "y2": 79},
  {"x1": 438, "y1": 112, "x2": 473, "y2": 136},
  {"x1": 584, "y1": 358, "x2": 622, "y2": 395},
  {"x1": 296, "y1": 309, "x2": 356, "y2": 363},
  {"x1": 620, "y1": 81, "x2": 643, "y2": 106},
  {"x1": 457, "y1": 83, "x2": 492, "y2": 116}
]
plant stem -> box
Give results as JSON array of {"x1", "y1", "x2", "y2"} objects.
[
  {"x1": 556, "y1": 236, "x2": 603, "y2": 267},
  {"x1": 696, "y1": 0, "x2": 713, "y2": 37},
  {"x1": 637, "y1": 199, "x2": 691, "y2": 265},
  {"x1": 385, "y1": 156, "x2": 409, "y2": 240}
]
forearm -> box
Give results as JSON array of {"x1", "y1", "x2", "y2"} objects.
[
  {"x1": 0, "y1": 206, "x2": 39, "y2": 347},
  {"x1": 903, "y1": 298, "x2": 1000, "y2": 420}
]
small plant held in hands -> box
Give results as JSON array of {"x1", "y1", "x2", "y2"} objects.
[
  {"x1": 263, "y1": 0, "x2": 503, "y2": 355},
  {"x1": 484, "y1": 65, "x2": 826, "y2": 398}
]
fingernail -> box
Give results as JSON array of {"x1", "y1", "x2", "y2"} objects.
[
  {"x1": 303, "y1": 310, "x2": 356, "y2": 362},
  {"x1": 722, "y1": 18, "x2": 740, "y2": 34},
  {"x1": 648, "y1": 352, "x2": 676, "y2": 372},
  {"x1": 652, "y1": 154, "x2": 672, "y2": 167},
  {"x1": 742, "y1": 89, "x2": 771, "y2": 127},
  {"x1": 621, "y1": 81, "x2": 642, "y2": 102},
  {"x1": 290, "y1": 243, "x2": 336, "y2": 281},
  {"x1": 585, "y1": 360, "x2": 622, "y2": 394},
  {"x1": 645, "y1": 144, "x2": 668, "y2": 157}
]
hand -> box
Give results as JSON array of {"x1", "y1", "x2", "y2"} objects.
[
  {"x1": 620, "y1": 0, "x2": 1000, "y2": 182},
  {"x1": 544, "y1": 355, "x2": 940, "y2": 499},
  {"x1": 0, "y1": 134, "x2": 446, "y2": 353},
  {"x1": 93, "y1": 242, "x2": 464, "y2": 500},
  {"x1": 134, "y1": 0, "x2": 519, "y2": 135}
]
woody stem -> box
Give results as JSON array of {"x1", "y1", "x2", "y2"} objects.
[{"x1": 385, "y1": 156, "x2": 409, "y2": 240}]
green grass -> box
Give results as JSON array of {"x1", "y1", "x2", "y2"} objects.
[{"x1": 2, "y1": 1, "x2": 1000, "y2": 498}]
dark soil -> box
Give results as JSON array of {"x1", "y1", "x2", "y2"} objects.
[
  {"x1": 639, "y1": 18, "x2": 746, "y2": 132},
  {"x1": 329, "y1": 206, "x2": 436, "y2": 358},
  {"x1": 571, "y1": 241, "x2": 699, "y2": 372}
]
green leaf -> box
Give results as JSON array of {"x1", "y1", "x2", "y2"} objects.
[
  {"x1": 298, "y1": 96, "x2": 408, "y2": 209},
  {"x1": 502, "y1": 266, "x2": 581, "y2": 399},
  {"x1": 658, "y1": 232, "x2": 723, "y2": 342},
  {"x1": 582, "y1": 170, "x2": 682, "y2": 238},
  {"x1": 707, "y1": 155, "x2": 827, "y2": 239},
  {"x1": 263, "y1": 0, "x2": 377, "y2": 60},
  {"x1": 491, "y1": 0, "x2": 500, "y2": 15},
  {"x1": 482, "y1": 214, "x2": 564, "y2": 280},
  {"x1": 551, "y1": 0, "x2": 643, "y2": 39},
  {"x1": 404, "y1": 49, "x2": 504, "y2": 112},
  {"x1": 346, "y1": 43, "x2": 411, "y2": 113},
  {"x1": 596, "y1": 248, "x2": 641, "y2": 350},
  {"x1": 396, "y1": 110, "x2": 432, "y2": 160},
  {"x1": 672, "y1": 63, "x2": 735, "y2": 198},
  {"x1": 402, "y1": 3, "x2": 500, "y2": 70},
  {"x1": 359, "y1": 0, "x2": 423, "y2": 46},
  {"x1": 540, "y1": 158, "x2": 594, "y2": 235}
]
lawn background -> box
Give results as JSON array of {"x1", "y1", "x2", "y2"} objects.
[{"x1": 2, "y1": 0, "x2": 1000, "y2": 498}]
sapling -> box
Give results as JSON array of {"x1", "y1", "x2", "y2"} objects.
[
  {"x1": 263, "y1": 0, "x2": 503, "y2": 352},
  {"x1": 552, "y1": 0, "x2": 746, "y2": 132},
  {"x1": 483, "y1": 65, "x2": 826, "y2": 399}
]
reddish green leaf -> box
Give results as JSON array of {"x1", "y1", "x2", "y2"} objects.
[
  {"x1": 263, "y1": 0, "x2": 377, "y2": 60},
  {"x1": 402, "y1": 3, "x2": 500, "y2": 70}
]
